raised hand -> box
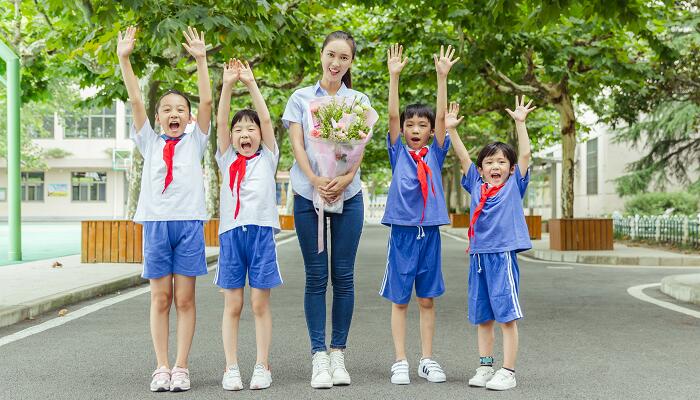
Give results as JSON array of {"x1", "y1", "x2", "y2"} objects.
[
  {"x1": 445, "y1": 102, "x2": 465, "y2": 130},
  {"x1": 222, "y1": 58, "x2": 240, "y2": 86},
  {"x1": 182, "y1": 26, "x2": 207, "y2": 59},
  {"x1": 505, "y1": 95, "x2": 537, "y2": 123},
  {"x1": 117, "y1": 26, "x2": 137, "y2": 58},
  {"x1": 434, "y1": 44, "x2": 460, "y2": 77},
  {"x1": 387, "y1": 43, "x2": 408, "y2": 76},
  {"x1": 237, "y1": 60, "x2": 255, "y2": 85}
]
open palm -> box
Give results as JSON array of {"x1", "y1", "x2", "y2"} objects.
[
  {"x1": 182, "y1": 26, "x2": 207, "y2": 58},
  {"x1": 387, "y1": 43, "x2": 408, "y2": 75},
  {"x1": 445, "y1": 102, "x2": 464, "y2": 129},
  {"x1": 238, "y1": 60, "x2": 255, "y2": 85},
  {"x1": 505, "y1": 95, "x2": 537, "y2": 122},
  {"x1": 434, "y1": 44, "x2": 460, "y2": 76},
  {"x1": 222, "y1": 58, "x2": 240, "y2": 85},
  {"x1": 117, "y1": 26, "x2": 136, "y2": 58}
]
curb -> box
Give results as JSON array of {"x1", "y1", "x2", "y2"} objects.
[
  {"x1": 660, "y1": 274, "x2": 700, "y2": 306},
  {"x1": 522, "y1": 250, "x2": 700, "y2": 267}
]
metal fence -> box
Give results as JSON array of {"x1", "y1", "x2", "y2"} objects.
[{"x1": 612, "y1": 214, "x2": 700, "y2": 248}]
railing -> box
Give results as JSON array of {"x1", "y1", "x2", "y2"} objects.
[{"x1": 613, "y1": 214, "x2": 700, "y2": 248}]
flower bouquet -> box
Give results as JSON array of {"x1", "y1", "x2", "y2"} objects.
[{"x1": 306, "y1": 95, "x2": 378, "y2": 253}]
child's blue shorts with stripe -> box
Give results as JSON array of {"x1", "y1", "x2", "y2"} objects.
[
  {"x1": 142, "y1": 220, "x2": 208, "y2": 279},
  {"x1": 379, "y1": 225, "x2": 445, "y2": 304},
  {"x1": 215, "y1": 225, "x2": 282, "y2": 289},
  {"x1": 468, "y1": 251, "x2": 523, "y2": 324}
]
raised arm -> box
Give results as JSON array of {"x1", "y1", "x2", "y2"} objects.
[
  {"x1": 445, "y1": 102, "x2": 472, "y2": 174},
  {"x1": 182, "y1": 26, "x2": 212, "y2": 133},
  {"x1": 216, "y1": 58, "x2": 239, "y2": 154},
  {"x1": 117, "y1": 26, "x2": 147, "y2": 131},
  {"x1": 387, "y1": 43, "x2": 408, "y2": 145},
  {"x1": 433, "y1": 45, "x2": 459, "y2": 148},
  {"x1": 505, "y1": 95, "x2": 536, "y2": 176},
  {"x1": 238, "y1": 60, "x2": 276, "y2": 153}
]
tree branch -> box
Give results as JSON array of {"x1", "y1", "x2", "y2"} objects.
[
  {"x1": 573, "y1": 33, "x2": 613, "y2": 47},
  {"x1": 484, "y1": 60, "x2": 538, "y2": 94},
  {"x1": 33, "y1": 0, "x2": 54, "y2": 30},
  {"x1": 229, "y1": 74, "x2": 305, "y2": 97}
]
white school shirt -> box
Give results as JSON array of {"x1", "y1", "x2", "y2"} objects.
[
  {"x1": 215, "y1": 143, "x2": 280, "y2": 235},
  {"x1": 131, "y1": 121, "x2": 209, "y2": 222}
]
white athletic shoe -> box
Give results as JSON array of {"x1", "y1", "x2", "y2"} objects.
[
  {"x1": 150, "y1": 366, "x2": 170, "y2": 392},
  {"x1": 310, "y1": 351, "x2": 333, "y2": 389},
  {"x1": 329, "y1": 350, "x2": 351, "y2": 385},
  {"x1": 417, "y1": 358, "x2": 446, "y2": 383},
  {"x1": 249, "y1": 364, "x2": 272, "y2": 390},
  {"x1": 468, "y1": 366, "x2": 495, "y2": 387},
  {"x1": 390, "y1": 360, "x2": 410, "y2": 385},
  {"x1": 485, "y1": 368, "x2": 516, "y2": 391},
  {"x1": 222, "y1": 364, "x2": 243, "y2": 391}
]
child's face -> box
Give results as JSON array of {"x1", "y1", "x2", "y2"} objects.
[
  {"x1": 478, "y1": 149, "x2": 515, "y2": 186},
  {"x1": 403, "y1": 115, "x2": 433, "y2": 151},
  {"x1": 155, "y1": 93, "x2": 192, "y2": 137},
  {"x1": 230, "y1": 117, "x2": 261, "y2": 157},
  {"x1": 320, "y1": 39, "x2": 353, "y2": 85}
]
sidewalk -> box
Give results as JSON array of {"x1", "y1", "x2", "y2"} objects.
[{"x1": 0, "y1": 232, "x2": 296, "y2": 328}]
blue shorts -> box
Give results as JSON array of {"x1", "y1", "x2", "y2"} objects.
[
  {"x1": 215, "y1": 225, "x2": 282, "y2": 289},
  {"x1": 379, "y1": 225, "x2": 445, "y2": 304},
  {"x1": 468, "y1": 251, "x2": 523, "y2": 324},
  {"x1": 142, "y1": 220, "x2": 208, "y2": 279}
]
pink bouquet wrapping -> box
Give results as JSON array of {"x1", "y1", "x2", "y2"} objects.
[{"x1": 306, "y1": 95, "x2": 379, "y2": 253}]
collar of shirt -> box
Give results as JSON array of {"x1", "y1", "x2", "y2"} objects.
[
  {"x1": 160, "y1": 133, "x2": 186, "y2": 141},
  {"x1": 313, "y1": 80, "x2": 349, "y2": 97}
]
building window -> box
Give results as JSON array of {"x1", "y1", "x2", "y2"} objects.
[
  {"x1": 125, "y1": 104, "x2": 134, "y2": 130},
  {"x1": 21, "y1": 172, "x2": 45, "y2": 201},
  {"x1": 64, "y1": 104, "x2": 117, "y2": 139},
  {"x1": 587, "y1": 138, "x2": 598, "y2": 195},
  {"x1": 71, "y1": 172, "x2": 107, "y2": 202},
  {"x1": 0, "y1": 187, "x2": 6, "y2": 201}
]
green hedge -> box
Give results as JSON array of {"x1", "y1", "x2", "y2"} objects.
[{"x1": 624, "y1": 192, "x2": 699, "y2": 215}]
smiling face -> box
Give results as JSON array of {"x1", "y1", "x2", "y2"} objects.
[
  {"x1": 230, "y1": 116, "x2": 261, "y2": 157},
  {"x1": 403, "y1": 115, "x2": 434, "y2": 151},
  {"x1": 478, "y1": 149, "x2": 515, "y2": 186},
  {"x1": 155, "y1": 93, "x2": 192, "y2": 137},
  {"x1": 320, "y1": 39, "x2": 354, "y2": 85}
]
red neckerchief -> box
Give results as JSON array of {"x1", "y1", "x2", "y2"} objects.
[
  {"x1": 467, "y1": 182, "x2": 505, "y2": 250},
  {"x1": 229, "y1": 152, "x2": 260, "y2": 219},
  {"x1": 409, "y1": 147, "x2": 435, "y2": 223},
  {"x1": 161, "y1": 134, "x2": 183, "y2": 193}
]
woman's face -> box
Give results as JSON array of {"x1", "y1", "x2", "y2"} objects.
[{"x1": 320, "y1": 39, "x2": 353, "y2": 85}]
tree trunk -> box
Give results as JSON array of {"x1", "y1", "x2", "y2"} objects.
[
  {"x1": 553, "y1": 88, "x2": 576, "y2": 218},
  {"x1": 445, "y1": 158, "x2": 453, "y2": 213},
  {"x1": 453, "y1": 161, "x2": 463, "y2": 214},
  {"x1": 205, "y1": 80, "x2": 222, "y2": 218}
]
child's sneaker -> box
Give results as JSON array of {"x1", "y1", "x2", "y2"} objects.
[
  {"x1": 310, "y1": 351, "x2": 333, "y2": 389},
  {"x1": 150, "y1": 366, "x2": 170, "y2": 392},
  {"x1": 485, "y1": 368, "x2": 516, "y2": 391},
  {"x1": 169, "y1": 366, "x2": 191, "y2": 392},
  {"x1": 468, "y1": 365, "x2": 495, "y2": 387},
  {"x1": 329, "y1": 350, "x2": 351, "y2": 386},
  {"x1": 249, "y1": 364, "x2": 272, "y2": 390},
  {"x1": 222, "y1": 364, "x2": 243, "y2": 391},
  {"x1": 418, "y1": 358, "x2": 446, "y2": 383},
  {"x1": 390, "y1": 360, "x2": 410, "y2": 385}
]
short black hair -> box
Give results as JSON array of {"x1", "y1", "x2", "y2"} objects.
[
  {"x1": 156, "y1": 89, "x2": 191, "y2": 113},
  {"x1": 476, "y1": 141, "x2": 517, "y2": 169},
  {"x1": 230, "y1": 109, "x2": 260, "y2": 131},
  {"x1": 400, "y1": 103, "x2": 435, "y2": 130}
]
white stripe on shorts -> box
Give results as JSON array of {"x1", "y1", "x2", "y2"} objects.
[
  {"x1": 506, "y1": 252, "x2": 523, "y2": 318},
  {"x1": 379, "y1": 232, "x2": 392, "y2": 295}
]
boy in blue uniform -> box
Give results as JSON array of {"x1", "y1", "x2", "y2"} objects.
[
  {"x1": 379, "y1": 44, "x2": 458, "y2": 385},
  {"x1": 447, "y1": 96, "x2": 536, "y2": 391}
]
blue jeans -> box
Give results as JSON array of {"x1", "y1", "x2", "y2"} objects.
[{"x1": 294, "y1": 192, "x2": 364, "y2": 353}]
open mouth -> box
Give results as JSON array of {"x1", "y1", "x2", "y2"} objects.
[
  {"x1": 240, "y1": 141, "x2": 252, "y2": 151},
  {"x1": 410, "y1": 137, "x2": 421, "y2": 143},
  {"x1": 490, "y1": 173, "x2": 502, "y2": 180},
  {"x1": 329, "y1": 68, "x2": 340, "y2": 76},
  {"x1": 168, "y1": 122, "x2": 180, "y2": 132}
]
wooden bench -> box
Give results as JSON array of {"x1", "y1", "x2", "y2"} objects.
[
  {"x1": 525, "y1": 215, "x2": 542, "y2": 240},
  {"x1": 548, "y1": 218, "x2": 613, "y2": 250}
]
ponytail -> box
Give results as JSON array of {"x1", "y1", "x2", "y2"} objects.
[{"x1": 341, "y1": 70, "x2": 352, "y2": 89}]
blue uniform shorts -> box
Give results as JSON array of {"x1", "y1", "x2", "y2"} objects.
[
  {"x1": 215, "y1": 225, "x2": 282, "y2": 289},
  {"x1": 142, "y1": 220, "x2": 208, "y2": 279},
  {"x1": 468, "y1": 251, "x2": 523, "y2": 324},
  {"x1": 379, "y1": 225, "x2": 445, "y2": 304}
]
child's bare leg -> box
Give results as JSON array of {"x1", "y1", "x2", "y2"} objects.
[
  {"x1": 477, "y1": 320, "x2": 496, "y2": 358},
  {"x1": 417, "y1": 297, "x2": 435, "y2": 358},
  {"x1": 150, "y1": 275, "x2": 173, "y2": 368},
  {"x1": 173, "y1": 275, "x2": 197, "y2": 368},
  {"x1": 251, "y1": 288, "x2": 272, "y2": 369},
  {"x1": 222, "y1": 288, "x2": 244, "y2": 367},
  {"x1": 391, "y1": 303, "x2": 409, "y2": 361},
  {"x1": 501, "y1": 320, "x2": 519, "y2": 370}
]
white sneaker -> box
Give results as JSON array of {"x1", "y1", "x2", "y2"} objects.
[
  {"x1": 150, "y1": 366, "x2": 170, "y2": 392},
  {"x1": 329, "y1": 350, "x2": 351, "y2": 385},
  {"x1": 468, "y1": 365, "x2": 495, "y2": 387},
  {"x1": 485, "y1": 368, "x2": 516, "y2": 391},
  {"x1": 249, "y1": 364, "x2": 272, "y2": 390},
  {"x1": 418, "y1": 358, "x2": 446, "y2": 383},
  {"x1": 222, "y1": 364, "x2": 243, "y2": 391},
  {"x1": 310, "y1": 351, "x2": 333, "y2": 389},
  {"x1": 390, "y1": 360, "x2": 410, "y2": 385},
  {"x1": 169, "y1": 366, "x2": 191, "y2": 392}
]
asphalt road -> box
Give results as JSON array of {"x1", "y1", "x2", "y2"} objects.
[{"x1": 1, "y1": 225, "x2": 699, "y2": 399}]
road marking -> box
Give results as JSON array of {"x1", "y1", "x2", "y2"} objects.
[
  {"x1": 627, "y1": 283, "x2": 700, "y2": 319},
  {"x1": 547, "y1": 266, "x2": 574, "y2": 270},
  {"x1": 0, "y1": 235, "x2": 298, "y2": 348}
]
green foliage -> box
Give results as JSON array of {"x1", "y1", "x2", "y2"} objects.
[
  {"x1": 42, "y1": 148, "x2": 71, "y2": 158},
  {"x1": 624, "y1": 191, "x2": 699, "y2": 216}
]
